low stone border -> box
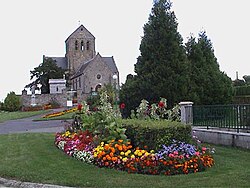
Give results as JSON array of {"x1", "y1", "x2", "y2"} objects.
[
  {"x1": 0, "y1": 177, "x2": 74, "y2": 188},
  {"x1": 193, "y1": 127, "x2": 250, "y2": 149}
]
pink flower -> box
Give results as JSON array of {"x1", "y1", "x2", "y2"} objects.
[
  {"x1": 202, "y1": 147, "x2": 207, "y2": 151},
  {"x1": 169, "y1": 153, "x2": 174, "y2": 158},
  {"x1": 173, "y1": 151, "x2": 178, "y2": 155},
  {"x1": 195, "y1": 151, "x2": 200, "y2": 156}
]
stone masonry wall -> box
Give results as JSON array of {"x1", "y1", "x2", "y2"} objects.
[{"x1": 21, "y1": 92, "x2": 67, "y2": 107}]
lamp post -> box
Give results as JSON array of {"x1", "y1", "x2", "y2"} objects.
[{"x1": 112, "y1": 74, "x2": 118, "y2": 110}]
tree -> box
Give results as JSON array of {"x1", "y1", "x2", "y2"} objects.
[
  {"x1": 119, "y1": 75, "x2": 141, "y2": 118},
  {"x1": 120, "y1": 0, "x2": 189, "y2": 116},
  {"x1": 26, "y1": 58, "x2": 66, "y2": 94},
  {"x1": 3, "y1": 91, "x2": 21, "y2": 112},
  {"x1": 186, "y1": 31, "x2": 233, "y2": 105},
  {"x1": 243, "y1": 75, "x2": 250, "y2": 85}
]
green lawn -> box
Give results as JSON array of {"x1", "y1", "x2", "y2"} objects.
[
  {"x1": 0, "y1": 110, "x2": 50, "y2": 123},
  {"x1": 0, "y1": 133, "x2": 249, "y2": 187}
]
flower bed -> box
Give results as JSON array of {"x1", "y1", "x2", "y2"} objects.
[
  {"x1": 43, "y1": 107, "x2": 77, "y2": 118},
  {"x1": 54, "y1": 92, "x2": 215, "y2": 176},
  {"x1": 55, "y1": 130, "x2": 214, "y2": 176}
]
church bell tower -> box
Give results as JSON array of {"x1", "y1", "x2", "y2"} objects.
[{"x1": 65, "y1": 25, "x2": 96, "y2": 75}]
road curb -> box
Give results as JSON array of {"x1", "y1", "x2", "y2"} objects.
[{"x1": 0, "y1": 177, "x2": 75, "y2": 188}]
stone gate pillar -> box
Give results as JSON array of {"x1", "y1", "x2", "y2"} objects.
[{"x1": 179, "y1": 101, "x2": 193, "y2": 124}]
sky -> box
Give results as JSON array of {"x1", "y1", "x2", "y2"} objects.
[{"x1": 0, "y1": 0, "x2": 249, "y2": 102}]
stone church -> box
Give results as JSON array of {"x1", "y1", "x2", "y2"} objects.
[{"x1": 44, "y1": 24, "x2": 119, "y2": 102}]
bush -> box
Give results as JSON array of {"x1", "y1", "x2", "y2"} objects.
[
  {"x1": 3, "y1": 91, "x2": 21, "y2": 112},
  {"x1": 122, "y1": 119, "x2": 192, "y2": 151},
  {"x1": 0, "y1": 101, "x2": 4, "y2": 111}
]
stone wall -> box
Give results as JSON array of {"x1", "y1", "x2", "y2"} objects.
[
  {"x1": 192, "y1": 127, "x2": 250, "y2": 150},
  {"x1": 21, "y1": 92, "x2": 67, "y2": 108}
]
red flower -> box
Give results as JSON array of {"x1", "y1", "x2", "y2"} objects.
[
  {"x1": 120, "y1": 103, "x2": 126, "y2": 109},
  {"x1": 158, "y1": 101, "x2": 165, "y2": 108},
  {"x1": 77, "y1": 103, "x2": 82, "y2": 111}
]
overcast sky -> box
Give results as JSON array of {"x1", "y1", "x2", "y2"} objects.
[{"x1": 0, "y1": 0, "x2": 249, "y2": 102}]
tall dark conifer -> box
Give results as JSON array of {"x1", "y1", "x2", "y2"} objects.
[
  {"x1": 134, "y1": 0, "x2": 189, "y2": 107},
  {"x1": 186, "y1": 31, "x2": 233, "y2": 104}
]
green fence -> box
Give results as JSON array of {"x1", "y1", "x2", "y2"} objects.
[{"x1": 193, "y1": 104, "x2": 250, "y2": 132}]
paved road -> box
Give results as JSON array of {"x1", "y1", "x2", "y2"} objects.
[{"x1": 0, "y1": 112, "x2": 70, "y2": 135}]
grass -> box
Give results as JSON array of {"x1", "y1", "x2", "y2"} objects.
[
  {"x1": 33, "y1": 112, "x2": 75, "y2": 121},
  {"x1": 0, "y1": 110, "x2": 50, "y2": 123},
  {"x1": 0, "y1": 133, "x2": 250, "y2": 187}
]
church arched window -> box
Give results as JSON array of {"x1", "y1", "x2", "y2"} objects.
[
  {"x1": 81, "y1": 41, "x2": 84, "y2": 51},
  {"x1": 75, "y1": 40, "x2": 78, "y2": 50},
  {"x1": 86, "y1": 41, "x2": 90, "y2": 50}
]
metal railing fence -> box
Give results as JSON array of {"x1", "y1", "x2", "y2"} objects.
[{"x1": 193, "y1": 104, "x2": 250, "y2": 132}]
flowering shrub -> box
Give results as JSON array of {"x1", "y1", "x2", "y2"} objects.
[
  {"x1": 76, "y1": 91, "x2": 127, "y2": 144},
  {"x1": 131, "y1": 98, "x2": 180, "y2": 121}
]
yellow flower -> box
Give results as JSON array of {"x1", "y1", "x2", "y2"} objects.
[
  {"x1": 130, "y1": 155, "x2": 135, "y2": 159},
  {"x1": 120, "y1": 152, "x2": 125, "y2": 155},
  {"x1": 122, "y1": 157, "x2": 128, "y2": 162}
]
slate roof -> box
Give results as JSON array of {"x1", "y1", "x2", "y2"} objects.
[
  {"x1": 102, "y1": 57, "x2": 118, "y2": 73},
  {"x1": 71, "y1": 54, "x2": 118, "y2": 79}
]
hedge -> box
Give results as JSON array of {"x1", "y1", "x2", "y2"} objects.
[{"x1": 122, "y1": 119, "x2": 192, "y2": 151}]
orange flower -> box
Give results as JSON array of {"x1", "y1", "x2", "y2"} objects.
[
  {"x1": 104, "y1": 144, "x2": 109, "y2": 150},
  {"x1": 106, "y1": 155, "x2": 111, "y2": 161},
  {"x1": 112, "y1": 157, "x2": 118, "y2": 162},
  {"x1": 118, "y1": 146, "x2": 123, "y2": 151},
  {"x1": 110, "y1": 152, "x2": 114, "y2": 157},
  {"x1": 122, "y1": 145, "x2": 127, "y2": 151},
  {"x1": 118, "y1": 139, "x2": 123, "y2": 143},
  {"x1": 110, "y1": 147, "x2": 115, "y2": 153}
]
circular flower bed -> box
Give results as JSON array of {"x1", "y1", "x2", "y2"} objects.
[{"x1": 55, "y1": 130, "x2": 215, "y2": 176}]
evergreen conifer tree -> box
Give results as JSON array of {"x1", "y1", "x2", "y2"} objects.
[
  {"x1": 120, "y1": 0, "x2": 189, "y2": 115},
  {"x1": 186, "y1": 31, "x2": 233, "y2": 104}
]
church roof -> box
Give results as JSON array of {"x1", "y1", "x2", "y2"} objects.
[
  {"x1": 102, "y1": 56, "x2": 118, "y2": 73},
  {"x1": 71, "y1": 53, "x2": 118, "y2": 79},
  {"x1": 65, "y1": 25, "x2": 95, "y2": 43}
]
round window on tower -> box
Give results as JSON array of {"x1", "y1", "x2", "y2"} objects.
[{"x1": 97, "y1": 74, "x2": 101, "y2": 79}]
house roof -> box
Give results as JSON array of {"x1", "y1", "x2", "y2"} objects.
[{"x1": 65, "y1": 25, "x2": 95, "y2": 43}]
